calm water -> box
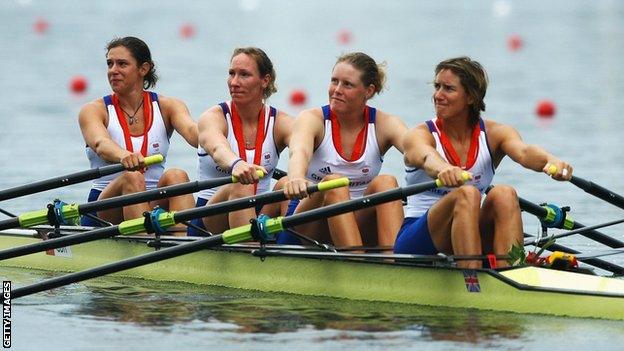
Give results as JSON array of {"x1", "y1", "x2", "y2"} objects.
[{"x1": 1, "y1": 0, "x2": 624, "y2": 349}]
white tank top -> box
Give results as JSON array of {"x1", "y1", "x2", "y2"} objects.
[
  {"x1": 404, "y1": 117, "x2": 495, "y2": 218},
  {"x1": 306, "y1": 105, "x2": 383, "y2": 199},
  {"x1": 197, "y1": 101, "x2": 279, "y2": 201},
  {"x1": 86, "y1": 91, "x2": 170, "y2": 191}
]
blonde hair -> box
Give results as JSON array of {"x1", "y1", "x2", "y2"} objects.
[{"x1": 336, "y1": 52, "x2": 386, "y2": 96}]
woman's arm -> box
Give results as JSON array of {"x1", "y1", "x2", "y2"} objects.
[
  {"x1": 403, "y1": 124, "x2": 467, "y2": 186},
  {"x1": 78, "y1": 99, "x2": 144, "y2": 170},
  {"x1": 488, "y1": 120, "x2": 572, "y2": 180},
  {"x1": 160, "y1": 95, "x2": 198, "y2": 148},
  {"x1": 284, "y1": 108, "x2": 325, "y2": 198},
  {"x1": 198, "y1": 105, "x2": 264, "y2": 184}
]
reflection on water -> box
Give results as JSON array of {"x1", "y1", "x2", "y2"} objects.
[
  {"x1": 8, "y1": 267, "x2": 530, "y2": 343},
  {"x1": 8, "y1": 267, "x2": 624, "y2": 350}
]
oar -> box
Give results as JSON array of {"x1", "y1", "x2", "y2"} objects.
[
  {"x1": 576, "y1": 248, "x2": 624, "y2": 260},
  {"x1": 0, "y1": 177, "x2": 349, "y2": 261},
  {"x1": 523, "y1": 232, "x2": 624, "y2": 275},
  {"x1": 11, "y1": 176, "x2": 450, "y2": 298},
  {"x1": 569, "y1": 175, "x2": 624, "y2": 210},
  {"x1": 0, "y1": 171, "x2": 264, "y2": 231},
  {"x1": 524, "y1": 217, "x2": 624, "y2": 246},
  {"x1": 485, "y1": 184, "x2": 624, "y2": 248},
  {"x1": 517, "y1": 195, "x2": 624, "y2": 247},
  {"x1": 0, "y1": 154, "x2": 164, "y2": 202},
  {"x1": 546, "y1": 165, "x2": 624, "y2": 213}
]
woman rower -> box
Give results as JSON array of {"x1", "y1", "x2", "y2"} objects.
[
  {"x1": 281, "y1": 52, "x2": 407, "y2": 248},
  {"x1": 395, "y1": 56, "x2": 573, "y2": 268},
  {"x1": 79, "y1": 36, "x2": 198, "y2": 228},
  {"x1": 187, "y1": 47, "x2": 293, "y2": 236}
]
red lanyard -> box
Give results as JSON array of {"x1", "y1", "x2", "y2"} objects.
[
  {"x1": 230, "y1": 103, "x2": 266, "y2": 193},
  {"x1": 112, "y1": 91, "x2": 151, "y2": 157},
  {"x1": 330, "y1": 107, "x2": 369, "y2": 161},
  {"x1": 435, "y1": 118, "x2": 480, "y2": 170}
]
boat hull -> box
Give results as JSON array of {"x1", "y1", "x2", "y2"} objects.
[{"x1": 1, "y1": 231, "x2": 623, "y2": 320}]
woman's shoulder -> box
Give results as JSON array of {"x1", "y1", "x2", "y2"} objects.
[
  {"x1": 79, "y1": 97, "x2": 107, "y2": 116},
  {"x1": 374, "y1": 109, "x2": 407, "y2": 130},
  {"x1": 153, "y1": 93, "x2": 187, "y2": 108}
]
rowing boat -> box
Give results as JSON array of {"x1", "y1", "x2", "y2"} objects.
[{"x1": 2, "y1": 225, "x2": 623, "y2": 320}]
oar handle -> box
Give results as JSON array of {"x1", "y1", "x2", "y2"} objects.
[
  {"x1": 316, "y1": 177, "x2": 350, "y2": 191},
  {"x1": 546, "y1": 164, "x2": 571, "y2": 178},
  {"x1": 143, "y1": 154, "x2": 164, "y2": 166},
  {"x1": 434, "y1": 171, "x2": 472, "y2": 187},
  {"x1": 231, "y1": 170, "x2": 265, "y2": 183}
]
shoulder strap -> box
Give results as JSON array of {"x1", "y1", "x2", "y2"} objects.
[{"x1": 219, "y1": 102, "x2": 230, "y2": 118}]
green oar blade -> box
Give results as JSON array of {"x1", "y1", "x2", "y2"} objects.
[{"x1": 0, "y1": 154, "x2": 163, "y2": 201}]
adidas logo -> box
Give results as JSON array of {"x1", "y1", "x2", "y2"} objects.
[{"x1": 318, "y1": 166, "x2": 332, "y2": 175}]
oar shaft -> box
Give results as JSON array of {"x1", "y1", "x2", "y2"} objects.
[
  {"x1": 0, "y1": 179, "x2": 348, "y2": 261},
  {"x1": 547, "y1": 242, "x2": 624, "y2": 275},
  {"x1": 11, "y1": 235, "x2": 225, "y2": 298},
  {"x1": 524, "y1": 218, "x2": 624, "y2": 246},
  {"x1": 577, "y1": 248, "x2": 624, "y2": 260},
  {"x1": 0, "y1": 218, "x2": 20, "y2": 231},
  {"x1": 0, "y1": 168, "x2": 118, "y2": 202},
  {"x1": 570, "y1": 176, "x2": 624, "y2": 210},
  {"x1": 0, "y1": 154, "x2": 162, "y2": 202},
  {"x1": 282, "y1": 181, "x2": 437, "y2": 228},
  {"x1": 173, "y1": 180, "x2": 343, "y2": 223},
  {"x1": 524, "y1": 233, "x2": 624, "y2": 275},
  {"x1": 518, "y1": 197, "x2": 624, "y2": 248},
  {"x1": 0, "y1": 226, "x2": 120, "y2": 261},
  {"x1": 78, "y1": 177, "x2": 233, "y2": 214}
]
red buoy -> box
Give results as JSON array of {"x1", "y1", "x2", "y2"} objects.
[
  {"x1": 337, "y1": 29, "x2": 353, "y2": 45},
  {"x1": 507, "y1": 34, "x2": 523, "y2": 51},
  {"x1": 70, "y1": 76, "x2": 88, "y2": 94},
  {"x1": 535, "y1": 100, "x2": 556, "y2": 118},
  {"x1": 33, "y1": 17, "x2": 49, "y2": 35},
  {"x1": 179, "y1": 23, "x2": 196, "y2": 39},
  {"x1": 289, "y1": 89, "x2": 307, "y2": 106}
]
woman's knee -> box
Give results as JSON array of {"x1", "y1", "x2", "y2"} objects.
[
  {"x1": 272, "y1": 176, "x2": 289, "y2": 191},
  {"x1": 321, "y1": 174, "x2": 350, "y2": 203},
  {"x1": 454, "y1": 185, "x2": 482, "y2": 208},
  {"x1": 229, "y1": 183, "x2": 255, "y2": 199},
  {"x1": 120, "y1": 171, "x2": 146, "y2": 193},
  {"x1": 367, "y1": 174, "x2": 399, "y2": 193},
  {"x1": 160, "y1": 168, "x2": 190, "y2": 185},
  {"x1": 486, "y1": 185, "x2": 519, "y2": 211}
]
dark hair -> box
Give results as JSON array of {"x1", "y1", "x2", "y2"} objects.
[
  {"x1": 336, "y1": 52, "x2": 386, "y2": 96},
  {"x1": 435, "y1": 56, "x2": 488, "y2": 125},
  {"x1": 231, "y1": 47, "x2": 277, "y2": 99},
  {"x1": 106, "y1": 36, "x2": 158, "y2": 89}
]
